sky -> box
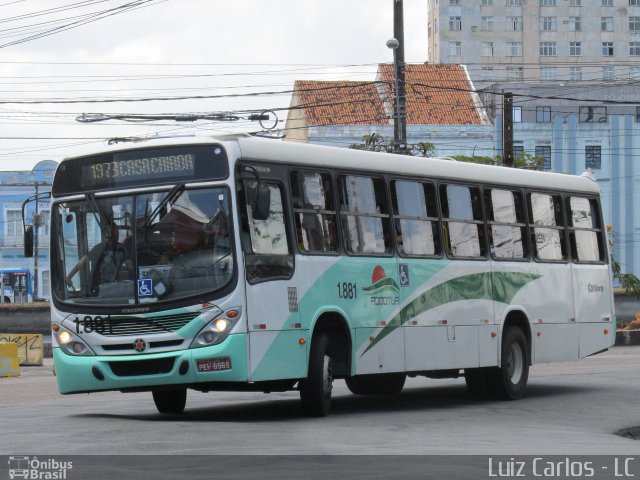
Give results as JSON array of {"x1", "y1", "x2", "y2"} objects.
[{"x1": 0, "y1": 0, "x2": 428, "y2": 171}]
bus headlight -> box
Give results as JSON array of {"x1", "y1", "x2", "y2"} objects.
[
  {"x1": 55, "y1": 328, "x2": 95, "y2": 356},
  {"x1": 58, "y1": 330, "x2": 72, "y2": 345},
  {"x1": 191, "y1": 308, "x2": 242, "y2": 348}
]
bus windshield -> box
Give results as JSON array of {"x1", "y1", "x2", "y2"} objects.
[{"x1": 52, "y1": 186, "x2": 234, "y2": 306}]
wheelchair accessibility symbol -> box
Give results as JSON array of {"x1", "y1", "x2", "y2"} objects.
[
  {"x1": 399, "y1": 264, "x2": 410, "y2": 287},
  {"x1": 137, "y1": 278, "x2": 153, "y2": 297}
]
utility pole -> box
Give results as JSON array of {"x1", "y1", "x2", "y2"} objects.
[
  {"x1": 502, "y1": 91, "x2": 514, "y2": 167},
  {"x1": 33, "y1": 182, "x2": 40, "y2": 301},
  {"x1": 390, "y1": 0, "x2": 407, "y2": 153}
]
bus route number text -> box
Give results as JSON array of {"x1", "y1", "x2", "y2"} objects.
[{"x1": 337, "y1": 282, "x2": 357, "y2": 300}]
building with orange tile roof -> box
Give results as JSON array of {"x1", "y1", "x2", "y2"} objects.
[{"x1": 284, "y1": 63, "x2": 493, "y2": 158}]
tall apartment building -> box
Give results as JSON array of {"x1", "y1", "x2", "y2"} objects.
[{"x1": 428, "y1": 0, "x2": 640, "y2": 83}]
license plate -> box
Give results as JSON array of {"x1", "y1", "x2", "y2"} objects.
[{"x1": 197, "y1": 357, "x2": 232, "y2": 373}]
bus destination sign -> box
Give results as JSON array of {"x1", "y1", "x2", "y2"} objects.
[
  {"x1": 52, "y1": 144, "x2": 229, "y2": 195},
  {"x1": 82, "y1": 152, "x2": 195, "y2": 187}
]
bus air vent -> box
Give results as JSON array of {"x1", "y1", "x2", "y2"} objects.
[
  {"x1": 101, "y1": 339, "x2": 184, "y2": 351},
  {"x1": 100, "y1": 312, "x2": 199, "y2": 336}
]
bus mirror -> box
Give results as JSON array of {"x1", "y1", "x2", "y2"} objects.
[
  {"x1": 252, "y1": 185, "x2": 271, "y2": 221},
  {"x1": 24, "y1": 225, "x2": 34, "y2": 258}
]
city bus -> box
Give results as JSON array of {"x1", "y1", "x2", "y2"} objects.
[
  {"x1": 45, "y1": 134, "x2": 614, "y2": 416},
  {"x1": 0, "y1": 268, "x2": 33, "y2": 304}
]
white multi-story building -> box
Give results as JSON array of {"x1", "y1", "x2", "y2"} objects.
[{"x1": 428, "y1": 0, "x2": 640, "y2": 84}]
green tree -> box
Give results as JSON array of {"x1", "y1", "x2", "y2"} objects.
[
  {"x1": 412, "y1": 142, "x2": 436, "y2": 157},
  {"x1": 349, "y1": 135, "x2": 434, "y2": 157},
  {"x1": 608, "y1": 225, "x2": 640, "y2": 299},
  {"x1": 350, "y1": 135, "x2": 543, "y2": 169},
  {"x1": 349, "y1": 133, "x2": 392, "y2": 153},
  {"x1": 451, "y1": 153, "x2": 544, "y2": 169}
]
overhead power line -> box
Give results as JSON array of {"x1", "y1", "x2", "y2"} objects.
[
  {"x1": 0, "y1": 0, "x2": 167, "y2": 49},
  {"x1": 0, "y1": 1, "x2": 111, "y2": 25},
  {"x1": 1, "y1": 78, "x2": 639, "y2": 106}
]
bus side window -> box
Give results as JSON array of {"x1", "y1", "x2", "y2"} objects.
[
  {"x1": 241, "y1": 180, "x2": 294, "y2": 283},
  {"x1": 528, "y1": 192, "x2": 567, "y2": 262},
  {"x1": 290, "y1": 171, "x2": 338, "y2": 254},
  {"x1": 440, "y1": 183, "x2": 485, "y2": 258},
  {"x1": 566, "y1": 196, "x2": 605, "y2": 263},
  {"x1": 485, "y1": 188, "x2": 526, "y2": 260},
  {"x1": 391, "y1": 179, "x2": 440, "y2": 257},
  {"x1": 338, "y1": 175, "x2": 391, "y2": 255}
]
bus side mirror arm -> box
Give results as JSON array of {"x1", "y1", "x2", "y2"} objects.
[{"x1": 20, "y1": 192, "x2": 50, "y2": 258}]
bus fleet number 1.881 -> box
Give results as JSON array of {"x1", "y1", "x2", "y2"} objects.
[{"x1": 337, "y1": 282, "x2": 357, "y2": 300}]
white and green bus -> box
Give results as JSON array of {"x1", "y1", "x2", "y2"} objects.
[{"x1": 46, "y1": 135, "x2": 614, "y2": 416}]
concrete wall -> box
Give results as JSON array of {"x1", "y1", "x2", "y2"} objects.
[{"x1": 0, "y1": 303, "x2": 50, "y2": 335}]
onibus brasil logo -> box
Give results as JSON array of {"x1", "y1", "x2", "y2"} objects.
[
  {"x1": 362, "y1": 265, "x2": 400, "y2": 306},
  {"x1": 8, "y1": 456, "x2": 73, "y2": 479}
]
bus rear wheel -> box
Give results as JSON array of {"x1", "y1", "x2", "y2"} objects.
[
  {"x1": 299, "y1": 333, "x2": 333, "y2": 417},
  {"x1": 486, "y1": 327, "x2": 529, "y2": 400},
  {"x1": 345, "y1": 373, "x2": 406, "y2": 395},
  {"x1": 152, "y1": 388, "x2": 187, "y2": 414}
]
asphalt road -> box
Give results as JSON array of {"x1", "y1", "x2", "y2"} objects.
[{"x1": 1, "y1": 346, "x2": 638, "y2": 459}]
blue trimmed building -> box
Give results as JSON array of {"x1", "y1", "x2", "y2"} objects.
[
  {"x1": 493, "y1": 112, "x2": 637, "y2": 282},
  {"x1": 0, "y1": 160, "x2": 57, "y2": 301}
]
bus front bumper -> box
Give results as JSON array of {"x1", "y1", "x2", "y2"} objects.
[{"x1": 53, "y1": 334, "x2": 249, "y2": 394}]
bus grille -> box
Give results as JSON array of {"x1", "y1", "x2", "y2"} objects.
[
  {"x1": 107, "y1": 357, "x2": 176, "y2": 377},
  {"x1": 101, "y1": 312, "x2": 198, "y2": 336},
  {"x1": 101, "y1": 340, "x2": 184, "y2": 351}
]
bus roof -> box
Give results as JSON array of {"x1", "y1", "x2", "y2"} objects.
[
  {"x1": 236, "y1": 136, "x2": 600, "y2": 195},
  {"x1": 58, "y1": 134, "x2": 600, "y2": 195}
]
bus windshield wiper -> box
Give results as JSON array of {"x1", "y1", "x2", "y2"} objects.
[
  {"x1": 143, "y1": 183, "x2": 185, "y2": 228},
  {"x1": 86, "y1": 192, "x2": 112, "y2": 238}
]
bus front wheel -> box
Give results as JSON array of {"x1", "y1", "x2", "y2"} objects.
[
  {"x1": 152, "y1": 388, "x2": 187, "y2": 414},
  {"x1": 299, "y1": 333, "x2": 333, "y2": 417}
]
